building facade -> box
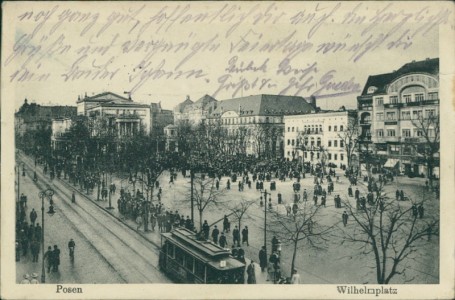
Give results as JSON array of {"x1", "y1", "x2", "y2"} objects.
[
  {"x1": 284, "y1": 110, "x2": 357, "y2": 166},
  {"x1": 357, "y1": 58, "x2": 439, "y2": 177},
  {"x1": 206, "y1": 94, "x2": 317, "y2": 158},
  {"x1": 173, "y1": 95, "x2": 218, "y2": 126},
  {"x1": 77, "y1": 92, "x2": 151, "y2": 136}
]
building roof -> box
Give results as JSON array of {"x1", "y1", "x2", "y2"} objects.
[
  {"x1": 16, "y1": 102, "x2": 77, "y2": 123},
  {"x1": 76, "y1": 92, "x2": 132, "y2": 104},
  {"x1": 208, "y1": 94, "x2": 315, "y2": 118},
  {"x1": 361, "y1": 58, "x2": 439, "y2": 96},
  {"x1": 174, "y1": 96, "x2": 194, "y2": 113},
  {"x1": 190, "y1": 94, "x2": 217, "y2": 110}
]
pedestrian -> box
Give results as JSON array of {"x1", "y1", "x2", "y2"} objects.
[
  {"x1": 30, "y1": 273, "x2": 40, "y2": 284},
  {"x1": 355, "y1": 188, "x2": 360, "y2": 200},
  {"x1": 150, "y1": 213, "x2": 157, "y2": 231},
  {"x1": 259, "y1": 246, "x2": 267, "y2": 272},
  {"x1": 412, "y1": 204, "x2": 418, "y2": 218},
  {"x1": 136, "y1": 215, "x2": 143, "y2": 230},
  {"x1": 226, "y1": 179, "x2": 231, "y2": 190},
  {"x1": 68, "y1": 238, "x2": 76, "y2": 258},
  {"x1": 219, "y1": 232, "x2": 227, "y2": 248},
  {"x1": 348, "y1": 186, "x2": 353, "y2": 197},
  {"x1": 52, "y1": 245, "x2": 60, "y2": 272},
  {"x1": 313, "y1": 194, "x2": 318, "y2": 206},
  {"x1": 395, "y1": 189, "x2": 400, "y2": 201},
  {"x1": 400, "y1": 190, "x2": 405, "y2": 201},
  {"x1": 267, "y1": 260, "x2": 275, "y2": 282},
  {"x1": 247, "y1": 261, "x2": 256, "y2": 284},
  {"x1": 72, "y1": 191, "x2": 76, "y2": 203},
  {"x1": 44, "y1": 246, "x2": 53, "y2": 273},
  {"x1": 31, "y1": 239, "x2": 40, "y2": 262},
  {"x1": 342, "y1": 211, "x2": 349, "y2": 227},
  {"x1": 223, "y1": 215, "x2": 230, "y2": 233},
  {"x1": 212, "y1": 225, "x2": 220, "y2": 244},
  {"x1": 290, "y1": 269, "x2": 301, "y2": 284},
  {"x1": 321, "y1": 195, "x2": 326, "y2": 207},
  {"x1": 232, "y1": 226, "x2": 240, "y2": 247},
  {"x1": 242, "y1": 226, "x2": 249, "y2": 246},
  {"x1": 20, "y1": 274, "x2": 31, "y2": 284},
  {"x1": 418, "y1": 204, "x2": 424, "y2": 219},
  {"x1": 202, "y1": 220, "x2": 210, "y2": 240},
  {"x1": 30, "y1": 209, "x2": 37, "y2": 225}
]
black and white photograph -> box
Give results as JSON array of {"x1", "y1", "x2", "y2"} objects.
[{"x1": 1, "y1": 1, "x2": 454, "y2": 299}]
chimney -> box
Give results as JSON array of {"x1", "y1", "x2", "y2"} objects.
[{"x1": 309, "y1": 95, "x2": 317, "y2": 107}]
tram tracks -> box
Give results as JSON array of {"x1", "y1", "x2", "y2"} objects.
[{"x1": 19, "y1": 154, "x2": 170, "y2": 283}]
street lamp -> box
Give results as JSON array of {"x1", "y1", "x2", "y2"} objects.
[
  {"x1": 261, "y1": 189, "x2": 271, "y2": 263},
  {"x1": 39, "y1": 188, "x2": 55, "y2": 283}
]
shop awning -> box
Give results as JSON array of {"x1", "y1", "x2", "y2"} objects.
[{"x1": 384, "y1": 158, "x2": 399, "y2": 168}]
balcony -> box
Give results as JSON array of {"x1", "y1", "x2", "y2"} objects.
[
  {"x1": 384, "y1": 103, "x2": 403, "y2": 109},
  {"x1": 402, "y1": 99, "x2": 439, "y2": 107},
  {"x1": 359, "y1": 120, "x2": 371, "y2": 126},
  {"x1": 384, "y1": 120, "x2": 398, "y2": 125}
]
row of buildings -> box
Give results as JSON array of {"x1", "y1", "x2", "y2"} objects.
[{"x1": 15, "y1": 58, "x2": 440, "y2": 177}]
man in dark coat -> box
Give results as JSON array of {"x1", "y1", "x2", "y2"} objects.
[
  {"x1": 219, "y1": 232, "x2": 227, "y2": 248},
  {"x1": 232, "y1": 226, "x2": 240, "y2": 247},
  {"x1": 258, "y1": 246, "x2": 267, "y2": 272},
  {"x1": 29, "y1": 209, "x2": 37, "y2": 225},
  {"x1": 355, "y1": 188, "x2": 360, "y2": 200},
  {"x1": 52, "y1": 245, "x2": 60, "y2": 272},
  {"x1": 202, "y1": 220, "x2": 210, "y2": 240},
  {"x1": 342, "y1": 211, "x2": 349, "y2": 227},
  {"x1": 44, "y1": 246, "x2": 53, "y2": 273},
  {"x1": 30, "y1": 239, "x2": 40, "y2": 262},
  {"x1": 211, "y1": 225, "x2": 220, "y2": 244},
  {"x1": 241, "y1": 226, "x2": 249, "y2": 246},
  {"x1": 418, "y1": 204, "x2": 424, "y2": 219}
]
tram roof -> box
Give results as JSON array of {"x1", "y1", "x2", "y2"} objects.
[{"x1": 162, "y1": 228, "x2": 245, "y2": 270}]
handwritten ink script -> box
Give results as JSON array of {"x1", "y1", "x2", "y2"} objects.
[{"x1": 4, "y1": 2, "x2": 452, "y2": 101}]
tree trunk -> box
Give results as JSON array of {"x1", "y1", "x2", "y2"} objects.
[
  {"x1": 199, "y1": 210, "x2": 203, "y2": 232},
  {"x1": 291, "y1": 239, "x2": 298, "y2": 277}
]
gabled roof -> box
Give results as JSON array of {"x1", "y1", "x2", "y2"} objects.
[
  {"x1": 16, "y1": 104, "x2": 77, "y2": 122},
  {"x1": 208, "y1": 94, "x2": 315, "y2": 117},
  {"x1": 361, "y1": 58, "x2": 439, "y2": 96},
  {"x1": 174, "y1": 97, "x2": 194, "y2": 113},
  {"x1": 77, "y1": 92, "x2": 132, "y2": 104}
]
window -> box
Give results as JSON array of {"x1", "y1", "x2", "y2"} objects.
[
  {"x1": 386, "y1": 112, "x2": 396, "y2": 120},
  {"x1": 340, "y1": 140, "x2": 344, "y2": 147},
  {"x1": 328, "y1": 153, "x2": 332, "y2": 160},
  {"x1": 387, "y1": 129, "x2": 396, "y2": 137},
  {"x1": 287, "y1": 151, "x2": 290, "y2": 156},
  {"x1": 426, "y1": 109, "x2": 436, "y2": 117},
  {"x1": 265, "y1": 117, "x2": 269, "y2": 123},
  {"x1": 376, "y1": 112, "x2": 384, "y2": 121},
  {"x1": 328, "y1": 126, "x2": 331, "y2": 131},
  {"x1": 167, "y1": 243, "x2": 175, "y2": 258},
  {"x1": 304, "y1": 152, "x2": 307, "y2": 158},
  {"x1": 317, "y1": 137, "x2": 321, "y2": 147},
  {"x1": 328, "y1": 141, "x2": 332, "y2": 147},
  {"x1": 415, "y1": 129, "x2": 423, "y2": 137},
  {"x1": 310, "y1": 137, "x2": 315, "y2": 146},
  {"x1": 428, "y1": 92, "x2": 438, "y2": 100},
  {"x1": 413, "y1": 110, "x2": 423, "y2": 119},
  {"x1": 175, "y1": 247, "x2": 185, "y2": 265},
  {"x1": 334, "y1": 140, "x2": 338, "y2": 147},
  {"x1": 185, "y1": 254, "x2": 194, "y2": 271},
  {"x1": 334, "y1": 126, "x2": 337, "y2": 132},
  {"x1": 334, "y1": 154, "x2": 338, "y2": 160},
  {"x1": 340, "y1": 125, "x2": 344, "y2": 131},
  {"x1": 291, "y1": 139, "x2": 295, "y2": 146},
  {"x1": 317, "y1": 152, "x2": 320, "y2": 159},
  {"x1": 402, "y1": 129, "x2": 411, "y2": 137},
  {"x1": 287, "y1": 139, "x2": 290, "y2": 145},
  {"x1": 390, "y1": 96, "x2": 398, "y2": 104},
  {"x1": 377, "y1": 129, "x2": 384, "y2": 137},
  {"x1": 403, "y1": 94, "x2": 412, "y2": 103},
  {"x1": 375, "y1": 97, "x2": 384, "y2": 106},
  {"x1": 415, "y1": 93, "x2": 424, "y2": 102},
  {"x1": 340, "y1": 154, "x2": 344, "y2": 161},
  {"x1": 304, "y1": 137, "x2": 308, "y2": 146},
  {"x1": 401, "y1": 111, "x2": 411, "y2": 120},
  {"x1": 390, "y1": 145, "x2": 400, "y2": 154},
  {"x1": 194, "y1": 259, "x2": 205, "y2": 279},
  {"x1": 292, "y1": 127, "x2": 295, "y2": 132}
]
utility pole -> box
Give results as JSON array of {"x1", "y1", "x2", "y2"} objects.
[
  {"x1": 262, "y1": 189, "x2": 271, "y2": 260},
  {"x1": 190, "y1": 169, "x2": 194, "y2": 224}
]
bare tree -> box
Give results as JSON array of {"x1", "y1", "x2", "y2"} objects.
[
  {"x1": 342, "y1": 184, "x2": 439, "y2": 284},
  {"x1": 186, "y1": 175, "x2": 226, "y2": 230},
  {"x1": 268, "y1": 202, "x2": 336, "y2": 275},
  {"x1": 410, "y1": 113, "x2": 440, "y2": 188},
  {"x1": 227, "y1": 198, "x2": 255, "y2": 230},
  {"x1": 338, "y1": 113, "x2": 360, "y2": 170}
]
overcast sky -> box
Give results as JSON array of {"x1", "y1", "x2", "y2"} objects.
[{"x1": 3, "y1": 2, "x2": 442, "y2": 112}]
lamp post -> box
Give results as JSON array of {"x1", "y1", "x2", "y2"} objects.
[
  {"x1": 39, "y1": 188, "x2": 55, "y2": 283},
  {"x1": 261, "y1": 189, "x2": 271, "y2": 263}
]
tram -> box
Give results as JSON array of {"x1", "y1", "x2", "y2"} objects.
[{"x1": 159, "y1": 228, "x2": 246, "y2": 283}]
